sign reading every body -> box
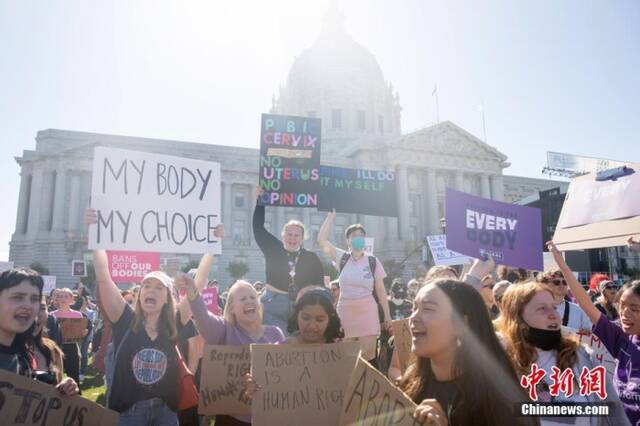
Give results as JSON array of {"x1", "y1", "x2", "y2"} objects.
[{"x1": 258, "y1": 113, "x2": 322, "y2": 208}]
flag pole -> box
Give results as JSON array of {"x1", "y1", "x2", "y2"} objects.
[{"x1": 433, "y1": 84, "x2": 440, "y2": 124}]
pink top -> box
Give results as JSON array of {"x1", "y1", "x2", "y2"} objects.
[
  {"x1": 51, "y1": 309, "x2": 83, "y2": 319},
  {"x1": 335, "y1": 248, "x2": 386, "y2": 300}
]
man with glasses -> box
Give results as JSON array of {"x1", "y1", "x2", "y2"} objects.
[{"x1": 540, "y1": 269, "x2": 592, "y2": 333}]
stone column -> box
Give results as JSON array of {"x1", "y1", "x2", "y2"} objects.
[
  {"x1": 454, "y1": 172, "x2": 464, "y2": 191},
  {"x1": 223, "y1": 181, "x2": 232, "y2": 224},
  {"x1": 480, "y1": 175, "x2": 491, "y2": 199},
  {"x1": 425, "y1": 168, "x2": 439, "y2": 235},
  {"x1": 395, "y1": 165, "x2": 409, "y2": 240},
  {"x1": 15, "y1": 168, "x2": 31, "y2": 235},
  {"x1": 67, "y1": 173, "x2": 81, "y2": 235},
  {"x1": 51, "y1": 168, "x2": 68, "y2": 233},
  {"x1": 26, "y1": 165, "x2": 44, "y2": 236},
  {"x1": 490, "y1": 175, "x2": 505, "y2": 202}
]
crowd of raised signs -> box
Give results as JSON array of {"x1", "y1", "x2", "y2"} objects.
[{"x1": 2, "y1": 190, "x2": 640, "y2": 426}]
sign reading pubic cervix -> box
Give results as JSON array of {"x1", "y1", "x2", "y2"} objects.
[
  {"x1": 89, "y1": 147, "x2": 222, "y2": 254},
  {"x1": 259, "y1": 113, "x2": 322, "y2": 208},
  {"x1": 445, "y1": 188, "x2": 543, "y2": 270}
]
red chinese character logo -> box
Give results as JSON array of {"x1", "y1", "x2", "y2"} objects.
[
  {"x1": 549, "y1": 366, "x2": 575, "y2": 397},
  {"x1": 579, "y1": 366, "x2": 607, "y2": 399},
  {"x1": 521, "y1": 363, "x2": 546, "y2": 401}
]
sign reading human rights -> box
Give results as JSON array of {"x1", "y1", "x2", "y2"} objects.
[
  {"x1": 89, "y1": 147, "x2": 222, "y2": 254},
  {"x1": 317, "y1": 166, "x2": 398, "y2": 217},
  {"x1": 445, "y1": 188, "x2": 543, "y2": 270},
  {"x1": 259, "y1": 113, "x2": 322, "y2": 208},
  {"x1": 107, "y1": 250, "x2": 160, "y2": 283}
]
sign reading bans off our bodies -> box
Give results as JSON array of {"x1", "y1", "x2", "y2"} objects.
[
  {"x1": 318, "y1": 166, "x2": 398, "y2": 217},
  {"x1": 259, "y1": 113, "x2": 322, "y2": 208},
  {"x1": 89, "y1": 147, "x2": 222, "y2": 254}
]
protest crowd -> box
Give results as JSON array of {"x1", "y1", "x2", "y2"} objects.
[{"x1": 1, "y1": 123, "x2": 640, "y2": 426}]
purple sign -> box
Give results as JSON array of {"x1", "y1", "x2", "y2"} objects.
[{"x1": 445, "y1": 188, "x2": 543, "y2": 271}]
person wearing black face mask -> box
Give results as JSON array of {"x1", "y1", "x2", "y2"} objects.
[
  {"x1": 497, "y1": 282, "x2": 629, "y2": 425},
  {"x1": 388, "y1": 280, "x2": 412, "y2": 320}
]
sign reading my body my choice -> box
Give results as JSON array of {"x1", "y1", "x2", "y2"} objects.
[
  {"x1": 89, "y1": 147, "x2": 222, "y2": 254},
  {"x1": 445, "y1": 188, "x2": 543, "y2": 271},
  {"x1": 259, "y1": 113, "x2": 322, "y2": 208},
  {"x1": 318, "y1": 166, "x2": 398, "y2": 217}
]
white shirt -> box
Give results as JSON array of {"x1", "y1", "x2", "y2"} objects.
[{"x1": 556, "y1": 300, "x2": 592, "y2": 332}]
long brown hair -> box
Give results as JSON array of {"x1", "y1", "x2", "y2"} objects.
[
  {"x1": 496, "y1": 281, "x2": 578, "y2": 378},
  {"x1": 131, "y1": 281, "x2": 177, "y2": 340},
  {"x1": 398, "y1": 280, "x2": 534, "y2": 426}
]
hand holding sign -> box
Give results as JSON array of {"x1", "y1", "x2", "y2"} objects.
[
  {"x1": 414, "y1": 399, "x2": 448, "y2": 426},
  {"x1": 628, "y1": 236, "x2": 640, "y2": 252}
]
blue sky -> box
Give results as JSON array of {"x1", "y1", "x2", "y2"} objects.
[{"x1": 0, "y1": 0, "x2": 638, "y2": 260}]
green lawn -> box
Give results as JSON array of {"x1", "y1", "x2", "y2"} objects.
[{"x1": 80, "y1": 365, "x2": 107, "y2": 406}]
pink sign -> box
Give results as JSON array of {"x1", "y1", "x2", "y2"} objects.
[
  {"x1": 201, "y1": 287, "x2": 221, "y2": 315},
  {"x1": 107, "y1": 250, "x2": 160, "y2": 283}
]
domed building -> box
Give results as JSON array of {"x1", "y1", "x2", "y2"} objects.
[{"x1": 8, "y1": 6, "x2": 566, "y2": 287}]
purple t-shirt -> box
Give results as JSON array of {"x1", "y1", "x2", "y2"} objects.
[{"x1": 593, "y1": 314, "x2": 640, "y2": 424}]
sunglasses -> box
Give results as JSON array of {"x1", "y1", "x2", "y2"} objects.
[
  {"x1": 604, "y1": 285, "x2": 616, "y2": 291},
  {"x1": 551, "y1": 279, "x2": 567, "y2": 287}
]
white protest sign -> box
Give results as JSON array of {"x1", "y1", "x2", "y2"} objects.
[
  {"x1": 42, "y1": 275, "x2": 57, "y2": 295},
  {"x1": 426, "y1": 234, "x2": 472, "y2": 266},
  {"x1": 363, "y1": 237, "x2": 374, "y2": 255},
  {"x1": 0, "y1": 261, "x2": 14, "y2": 273},
  {"x1": 562, "y1": 327, "x2": 616, "y2": 380},
  {"x1": 89, "y1": 147, "x2": 222, "y2": 254}
]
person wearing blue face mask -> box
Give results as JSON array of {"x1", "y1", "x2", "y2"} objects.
[{"x1": 318, "y1": 210, "x2": 392, "y2": 366}]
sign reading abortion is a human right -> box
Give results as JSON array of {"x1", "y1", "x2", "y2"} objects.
[
  {"x1": 259, "y1": 113, "x2": 322, "y2": 208},
  {"x1": 89, "y1": 147, "x2": 221, "y2": 254},
  {"x1": 445, "y1": 188, "x2": 543, "y2": 270},
  {"x1": 317, "y1": 166, "x2": 398, "y2": 217}
]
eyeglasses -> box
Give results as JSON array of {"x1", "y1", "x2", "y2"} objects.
[{"x1": 551, "y1": 279, "x2": 567, "y2": 287}]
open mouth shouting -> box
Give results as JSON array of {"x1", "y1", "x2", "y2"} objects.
[{"x1": 621, "y1": 318, "x2": 634, "y2": 332}]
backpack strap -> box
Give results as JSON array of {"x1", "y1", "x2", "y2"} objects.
[
  {"x1": 106, "y1": 326, "x2": 131, "y2": 408},
  {"x1": 367, "y1": 256, "x2": 377, "y2": 276},
  {"x1": 338, "y1": 252, "x2": 351, "y2": 274},
  {"x1": 562, "y1": 300, "x2": 570, "y2": 327}
]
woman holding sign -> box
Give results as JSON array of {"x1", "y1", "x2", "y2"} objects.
[
  {"x1": 400, "y1": 279, "x2": 528, "y2": 426},
  {"x1": 285, "y1": 286, "x2": 344, "y2": 344},
  {"x1": 317, "y1": 210, "x2": 392, "y2": 366},
  {"x1": 0, "y1": 268, "x2": 79, "y2": 395},
  {"x1": 176, "y1": 249, "x2": 285, "y2": 426},
  {"x1": 252, "y1": 188, "x2": 324, "y2": 333}
]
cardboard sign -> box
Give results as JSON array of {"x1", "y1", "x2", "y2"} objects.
[
  {"x1": 445, "y1": 188, "x2": 543, "y2": 270},
  {"x1": 0, "y1": 370, "x2": 118, "y2": 426},
  {"x1": 554, "y1": 163, "x2": 640, "y2": 251},
  {"x1": 0, "y1": 261, "x2": 14, "y2": 273},
  {"x1": 391, "y1": 319, "x2": 414, "y2": 373},
  {"x1": 42, "y1": 276, "x2": 56, "y2": 296},
  {"x1": 201, "y1": 287, "x2": 221, "y2": 315},
  {"x1": 89, "y1": 147, "x2": 222, "y2": 254},
  {"x1": 426, "y1": 234, "x2": 472, "y2": 266},
  {"x1": 106, "y1": 250, "x2": 160, "y2": 283},
  {"x1": 317, "y1": 166, "x2": 398, "y2": 217},
  {"x1": 339, "y1": 357, "x2": 419, "y2": 426},
  {"x1": 71, "y1": 260, "x2": 86, "y2": 277},
  {"x1": 251, "y1": 342, "x2": 360, "y2": 426},
  {"x1": 59, "y1": 317, "x2": 88, "y2": 344},
  {"x1": 562, "y1": 327, "x2": 616, "y2": 380},
  {"x1": 199, "y1": 345, "x2": 251, "y2": 416},
  {"x1": 258, "y1": 114, "x2": 322, "y2": 208}
]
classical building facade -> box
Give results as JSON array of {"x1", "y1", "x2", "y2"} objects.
[{"x1": 9, "y1": 10, "x2": 568, "y2": 288}]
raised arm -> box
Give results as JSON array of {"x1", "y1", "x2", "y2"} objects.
[
  {"x1": 86, "y1": 209, "x2": 125, "y2": 323},
  {"x1": 175, "y1": 274, "x2": 227, "y2": 345},
  {"x1": 548, "y1": 241, "x2": 601, "y2": 325},
  {"x1": 252, "y1": 187, "x2": 281, "y2": 252},
  {"x1": 317, "y1": 210, "x2": 338, "y2": 260},
  {"x1": 462, "y1": 256, "x2": 495, "y2": 292}
]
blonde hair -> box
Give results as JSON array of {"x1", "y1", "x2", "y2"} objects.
[
  {"x1": 57, "y1": 287, "x2": 74, "y2": 297},
  {"x1": 223, "y1": 280, "x2": 263, "y2": 325},
  {"x1": 281, "y1": 220, "x2": 307, "y2": 240},
  {"x1": 131, "y1": 276, "x2": 177, "y2": 340},
  {"x1": 496, "y1": 281, "x2": 578, "y2": 377}
]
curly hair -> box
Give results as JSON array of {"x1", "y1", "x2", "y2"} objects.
[
  {"x1": 287, "y1": 288, "x2": 344, "y2": 342},
  {"x1": 496, "y1": 281, "x2": 578, "y2": 378}
]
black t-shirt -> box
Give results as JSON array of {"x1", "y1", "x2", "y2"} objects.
[
  {"x1": 252, "y1": 203, "x2": 324, "y2": 293},
  {"x1": 109, "y1": 305, "x2": 178, "y2": 413},
  {"x1": 415, "y1": 376, "x2": 459, "y2": 424},
  {"x1": 0, "y1": 342, "x2": 32, "y2": 377},
  {"x1": 176, "y1": 311, "x2": 198, "y2": 362},
  {"x1": 388, "y1": 299, "x2": 413, "y2": 320}
]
